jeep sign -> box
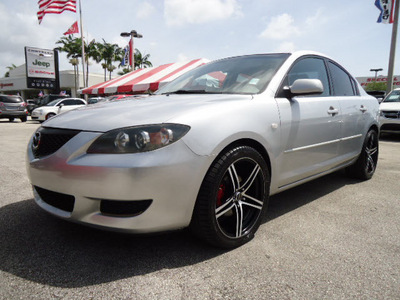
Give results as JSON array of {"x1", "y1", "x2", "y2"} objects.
[{"x1": 25, "y1": 46, "x2": 58, "y2": 89}]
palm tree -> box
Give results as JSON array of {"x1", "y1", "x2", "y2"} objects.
[
  {"x1": 57, "y1": 36, "x2": 100, "y2": 86},
  {"x1": 134, "y1": 49, "x2": 152, "y2": 70},
  {"x1": 4, "y1": 64, "x2": 17, "y2": 77},
  {"x1": 98, "y1": 39, "x2": 122, "y2": 81}
]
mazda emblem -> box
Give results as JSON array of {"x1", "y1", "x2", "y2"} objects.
[{"x1": 32, "y1": 132, "x2": 41, "y2": 150}]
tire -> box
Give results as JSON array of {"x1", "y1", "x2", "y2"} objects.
[
  {"x1": 190, "y1": 146, "x2": 270, "y2": 248},
  {"x1": 45, "y1": 113, "x2": 56, "y2": 120},
  {"x1": 346, "y1": 129, "x2": 379, "y2": 180},
  {"x1": 20, "y1": 116, "x2": 27, "y2": 122},
  {"x1": 8, "y1": 118, "x2": 14, "y2": 122}
]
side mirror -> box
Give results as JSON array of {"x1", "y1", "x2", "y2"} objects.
[{"x1": 284, "y1": 79, "x2": 324, "y2": 97}]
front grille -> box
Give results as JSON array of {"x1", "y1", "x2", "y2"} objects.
[
  {"x1": 380, "y1": 124, "x2": 400, "y2": 131},
  {"x1": 382, "y1": 110, "x2": 400, "y2": 119},
  {"x1": 99, "y1": 199, "x2": 152, "y2": 217},
  {"x1": 32, "y1": 127, "x2": 81, "y2": 159},
  {"x1": 34, "y1": 186, "x2": 75, "y2": 212}
]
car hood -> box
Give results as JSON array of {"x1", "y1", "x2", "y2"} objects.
[
  {"x1": 43, "y1": 94, "x2": 253, "y2": 132},
  {"x1": 380, "y1": 102, "x2": 400, "y2": 111}
]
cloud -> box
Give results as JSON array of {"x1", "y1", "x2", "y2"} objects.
[
  {"x1": 259, "y1": 13, "x2": 301, "y2": 40},
  {"x1": 274, "y1": 42, "x2": 296, "y2": 53},
  {"x1": 164, "y1": 0, "x2": 242, "y2": 27},
  {"x1": 136, "y1": 2, "x2": 155, "y2": 19},
  {"x1": 0, "y1": 2, "x2": 80, "y2": 73}
]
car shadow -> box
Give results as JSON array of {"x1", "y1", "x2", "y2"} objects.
[
  {"x1": 265, "y1": 171, "x2": 356, "y2": 222},
  {"x1": 0, "y1": 171, "x2": 356, "y2": 288}
]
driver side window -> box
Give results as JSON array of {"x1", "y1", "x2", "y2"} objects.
[{"x1": 287, "y1": 57, "x2": 330, "y2": 97}]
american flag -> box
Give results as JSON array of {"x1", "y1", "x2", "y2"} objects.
[{"x1": 37, "y1": 0, "x2": 77, "y2": 24}]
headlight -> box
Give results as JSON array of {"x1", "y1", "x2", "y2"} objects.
[{"x1": 87, "y1": 124, "x2": 190, "y2": 154}]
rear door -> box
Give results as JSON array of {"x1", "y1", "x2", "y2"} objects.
[
  {"x1": 275, "y1": 56, "x2": 342, "y2": 188},
  {"x1": 327, "y1": 61, "x2": 366, "y2": 160}
]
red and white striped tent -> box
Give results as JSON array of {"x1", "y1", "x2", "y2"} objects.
[{"x1": 81, "y1": 58, "x2": 209, "y2": 95}]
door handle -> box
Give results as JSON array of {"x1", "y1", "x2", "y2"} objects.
[
  {"x1": 327, "y1": 106, "x2": 339, "y2": 116},
  {"x1": 360, "y1": 105, "x2": 367, "y2": 113}
]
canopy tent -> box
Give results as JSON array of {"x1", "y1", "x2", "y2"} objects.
[{"x1": 80, "y1": 58, "x2": 209, "y2": 95}]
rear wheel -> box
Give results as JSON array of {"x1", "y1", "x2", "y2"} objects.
[
  {"x1": 191, "y1": 146, "x2": 270, "y2": 248},
  {"x1": 346, "y1": 129, "x2": 378, "y2": 180},
  {"x1": 8, "y1": 118, "x2": 14, "y2": 122},
  {"x1": 20, "y1": 116, "x2": 27, "y2": 122}
]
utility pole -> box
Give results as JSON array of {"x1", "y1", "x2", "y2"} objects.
[{"x1": 386, "y1": 0, "x2": 400, "y2": 94}]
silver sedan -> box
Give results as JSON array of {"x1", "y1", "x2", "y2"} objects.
[{"x1": 26, "y1": 51, "x2": 379, "y2": 248}]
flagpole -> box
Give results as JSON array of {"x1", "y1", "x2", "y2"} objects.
[
  {"x1": 79, "y1": 0, "x2": 86, "y2": 89},
  {"x1": 387, "y1": 0, "x2": 400, "y2": 94}
]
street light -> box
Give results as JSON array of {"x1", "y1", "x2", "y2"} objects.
[
  {"x1": 120, "y1": 30, "x2": 143, "y2": 71},
  {"x1": 370, "y1": 68, "x2": 383, "y2": 81}
]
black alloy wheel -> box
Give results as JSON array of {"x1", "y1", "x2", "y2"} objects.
[
  {"x1": 346, "y1": 129, "x2": 379, "y2": 180},
  {"x1": 191, "y1": 146, "x2": 270, "y2": 248}
]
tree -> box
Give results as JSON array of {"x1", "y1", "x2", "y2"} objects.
[
  {"x1": 4, "y1": 64, "x2": 17, "y2": 77},
  {"x1": 56, "y1": 36, "x2": 101, "y2": 86},
  {"x1": 134, "y1": 49, "x2": 152, "y2": 70},
  {"x1": 98, "y1": 39, "x2": 122, "y2": 81},
  {"x1": 365, "y1": 81, "x2": 387, "y2": 91}
]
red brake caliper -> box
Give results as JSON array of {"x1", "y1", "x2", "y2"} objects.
[{"x1": 216, "y1": 184, "x2": 225, "y2": 207}]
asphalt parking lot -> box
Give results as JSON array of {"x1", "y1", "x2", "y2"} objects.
[{"x1": 0, "y1": 118, "x2": 399, "y2": 300}]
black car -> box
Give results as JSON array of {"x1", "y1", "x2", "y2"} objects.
[{"x1": 0, "y1": 95, "x2": 28, "y2": 122}]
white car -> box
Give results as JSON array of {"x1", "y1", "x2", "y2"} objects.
[
  {"x1": 31, "y1": 98, "x2": 86, "y2": 122},
  {"x1": 379, "y1": 88, "x2": 400, "y2": 133}
]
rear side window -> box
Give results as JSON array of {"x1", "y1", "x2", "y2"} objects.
[
  {"x1": 328, "y1": 62, "x2": 355, "y2": 96},
  {"x1": 0, "y1": 95, "x2": 24, "y2": 103}
]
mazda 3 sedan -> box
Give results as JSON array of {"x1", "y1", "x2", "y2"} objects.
[{"x1": 26, "y1": 51, "x2": 379, "y2": 248}]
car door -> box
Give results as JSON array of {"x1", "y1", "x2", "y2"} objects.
[
  {"x1": 275, "y1": 56, "x2": 342, "y2": 188},
  {"x1": 327, "y1": 61, "x2": 366, "y2": 160},
  {"x1": 58, "y1": 99, "x2": 85, "y2": 114}
]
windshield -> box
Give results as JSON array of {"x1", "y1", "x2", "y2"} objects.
[
  {"x1": 156, "y1": 54, "x2": 290, "y2": 95},
  {"x1": 383, "y1": 90, "x2": 400, "y2": 103},
  {"x1": 46, "y1": 99, "x2": 62, "y2": 106}
]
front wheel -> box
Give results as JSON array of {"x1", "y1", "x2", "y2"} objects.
[
  {"x1": 45, "y1": 113, "x2": 56, "y2": 120},
  {"x1": 191, "y1": 146, "x2": 270, "y2": 248},
  {"x1": 346, "y1": 129, "x2": 379, "y2": 180}
]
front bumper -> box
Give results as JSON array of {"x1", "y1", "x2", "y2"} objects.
[
  {"x1": 30, "y1": 111, "x2": 45, "y2": 121},
  {"x1": 26, "y1": 130, "x2": 210, "y2": 233},
  {"x1": 379, "y1": 115, "x2": 400, "y2": 133}
]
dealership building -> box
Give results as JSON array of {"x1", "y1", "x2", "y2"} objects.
[{"x1": 0, "y1": 64, "x2": 104, "y2": 99}]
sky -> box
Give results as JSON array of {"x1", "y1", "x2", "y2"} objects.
[{"x1": 0, "y1": 0, "x2": 398, "y2": 79}]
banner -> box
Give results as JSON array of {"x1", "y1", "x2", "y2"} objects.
[
  {"x1": 375, "y1": 0, "x2": 396, "y2": 24},
  {"x1": 64, "y1": 21, "x2": 79, "y2": 35}
]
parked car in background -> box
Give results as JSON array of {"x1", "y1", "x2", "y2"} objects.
[
  {"x1": 0, "y1": 95, "x2": 28, "y2": 122},
  {"x1": 26, "y1": 99, "x2": 36, "y2": 114},
  {"x1": 379, "y1": 88, "x2": 400, "y2": 134},
  {"x1": 37, "y1": 94, "x2": 69, "y2": 107},
  {"x1": 366, "y1": 90, "x2": 386, "y2": 103},
  {"x1": 87, "y1": 97, "x2": 106, "y2": 104},
  {"x1": 31, "y1": 97, "x2": 86, "y2": 122},
  {"x1": 27, "y1": 51, "x2": 379, "y2": 248},
  {"x1": 106, "y1": 94, "x2": 131, "y2": 101}
]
